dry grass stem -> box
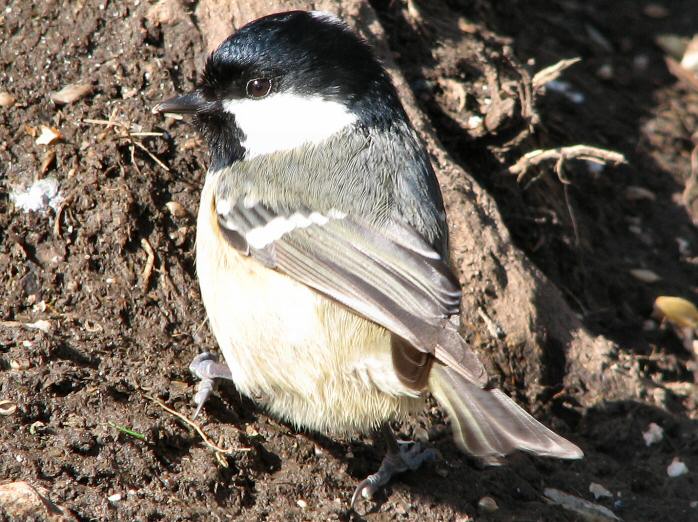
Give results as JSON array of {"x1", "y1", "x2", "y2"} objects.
[
  {"x1": 508, "y1": 145, "x2": 626, "y2": 182},
  {"x1": 145, "y1": 395, "x2": 250, "y2": 456}
]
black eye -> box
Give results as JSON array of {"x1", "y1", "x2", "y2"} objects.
[{"x1": 245, "y1": 78, "x2": 272, "y2": 98}]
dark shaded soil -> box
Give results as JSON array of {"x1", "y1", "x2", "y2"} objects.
[{"x1": 1, "y1": 1, "x2": 697, "y2": 521}]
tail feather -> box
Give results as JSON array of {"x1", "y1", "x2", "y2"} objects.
[{"x1": 429, "y1": 366, "x2": 583, "y2": 459}]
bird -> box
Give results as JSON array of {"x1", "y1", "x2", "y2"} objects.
[{"x1": 153, "y1": 10, "x2": 583, "y2": 507}]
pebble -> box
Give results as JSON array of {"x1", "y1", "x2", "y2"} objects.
[
  {"x1": 165, "y1": 201, "x2": 188, "y2": 218},
  {"x1": 667, "y1": 457, "x2": 689, "y2": 478},
  {"x1": 0, "y1": 92, "x2": 15, "y2": 107},
  {"x1": 642, "y1": 423, "x2": 664, "y2": 446},
  {"x1": 51, "y1": 83, "x2": 92, "y2": 105},
  {"x1": 0, "y1": 400, "x2": 17, "y2": 416},
  {"x1": 478, "y1": 496, "x2": 498, "y2": 513},
  {"x1": 589, "y1": 482, "x2": 613, "y2": 500},
  {"x1": 629, "y1": 269, "x2": 661, "y2": 283}
]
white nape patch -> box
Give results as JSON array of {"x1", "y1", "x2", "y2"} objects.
[
  {"x1": 223, "y1": 93, "x2": 357, "y2": 159},
  {"x1": 310, "y1": 11, "x2": 345, "y2": 26},
  {"x1": 245, "y1": 210, "x2": 345, "y2": 249}
]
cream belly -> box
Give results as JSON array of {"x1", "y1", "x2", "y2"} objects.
[{"x1": 195, "y1": 173, "x2": 423, "y2": 435}]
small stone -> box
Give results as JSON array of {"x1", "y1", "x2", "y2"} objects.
[
  {"x1": 629, "y1": 269, "x2": 661, "y2": 283},
  {"x1": 0, "y1": 92, "x2": 16, "y2": 107},
  {"x1": 29, "y1": 421, "x2": 45, "y2": 435},
  {"x1": 0, "y1": 401, "x2": 17, "y2": 416},
  {"x1": 589, "y1": 482, "x2": 613, "y2": 500},
  {"x1": 0, "y1": 482, "x2": 73, "y2": 520},
  {"x1": 643, "y1": 4, "x2": 669, "y2": 18},
  {"x1": 642, "y1": 422, "x2": 664, "y2": 446},
  {"x1": 51, "y1": 83, "x2": 93, "y2": 105},
  {"x1": 165, "y1": 201, "x2": 188, "y2": 218},
  {"x1": 478, "y1": 496, "x2": 498, "y2": 513},
  {"x1": 9, "y1": 359, "x2": 30, "y2": 370},
  {"x1": 596, "y1": 64, "x2": 614, "y2": 80},
  {"x1": 667, "y1": 457, "x2": 689, "y2": 478}
]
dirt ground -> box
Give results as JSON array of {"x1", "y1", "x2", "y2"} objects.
[{"x1": 1, "y1": 0, "x2": 697, "y2": 520}]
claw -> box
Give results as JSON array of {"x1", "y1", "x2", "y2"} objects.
[
  {"x1": 189, "y1": 352, "x2": 233, "y2": 417},
  {"x1": 351, "y1": 439, "x2": 438, "y2": 509}
]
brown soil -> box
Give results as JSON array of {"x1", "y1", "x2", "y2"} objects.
[{"x1": 1, "y1": 1, "x2": 697, "y2": 521}]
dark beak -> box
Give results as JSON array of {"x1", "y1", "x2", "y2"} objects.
[{"x1": 152, "y1": 90, "x2": 206, "y2": 116}]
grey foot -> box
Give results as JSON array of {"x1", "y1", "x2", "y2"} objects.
[
  {"x1": 189, "y1": 352, "x2": 233, "y2": 418},
  {"x1": 351, "y1": 441, "x2": 438, "y2": 507}
]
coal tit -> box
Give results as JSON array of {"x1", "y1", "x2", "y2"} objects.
[{"x1": 153, "y1": 10, "x2": 582, "y2": 507}]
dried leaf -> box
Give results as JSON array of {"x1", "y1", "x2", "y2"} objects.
[
  {"x1": 35, "y1": 126, "x2": 63, "y2": 146},
  {"x1": 654, "y1": 296, "x2": 698, "y2": 329},
  {"x1": 40, "y1": 149, "x2": 57, "y2": 176}
]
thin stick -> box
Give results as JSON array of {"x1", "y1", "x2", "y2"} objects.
[
  {"x1": 145, "y1": 395, "x2": 250, "y2": 455},
  {"x1": 508, "y1": 145, "x2": 626, "y2": 182},
  {"x1": 132, "y1": 140, "x2": 170, "y2": 172},
  {"x1": 140, "y1": 238, "x2": 156, "y2": 290}
]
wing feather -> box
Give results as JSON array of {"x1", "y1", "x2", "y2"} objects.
[{"x1": 215, "y1": 195, "x2": 487, "y2": 386}]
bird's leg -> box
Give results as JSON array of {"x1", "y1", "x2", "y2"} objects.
[
  {"x1": 189, "y1": 352, "x2": 233, "y2": 418},
  {"x1": 351, "y1": 423, "x2": 438, "y2": 508}
]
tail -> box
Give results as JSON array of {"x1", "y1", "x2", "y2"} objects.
[{"x1": 429, "y1": 365, "x2": 583, "y2": 460}]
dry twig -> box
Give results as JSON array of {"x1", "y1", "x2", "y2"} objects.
[
  {"x1": 145, "y1": 395, "x2": 250, "y2": 456},
  {"x1": 140, "y1": 238, "x2": 156, "y2": 290},
  {"x1": 508, "y1": 145, "x2": 626, "y2": 183},
  {"x1": 532, "y1": 58, "x2": 581, "y2": 91},
  {"x1": 81, "y1": 116, "x2": 169, "y2": 172}
]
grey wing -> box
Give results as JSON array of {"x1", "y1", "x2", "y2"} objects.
[{"x1": 216, "y1": 195, "x2": 487, "y2": 387}]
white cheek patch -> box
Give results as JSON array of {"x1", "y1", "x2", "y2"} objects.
[
  {"x1": 245, "y1": 210, "x2": 346, "y2": 249},
  {"x1": 222, "y1": 93, "x2": 358, "y2": 159}
]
